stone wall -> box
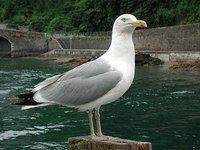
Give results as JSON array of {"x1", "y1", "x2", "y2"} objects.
[
  {"x1": 133, "y1": 23, "x2": 200, "y2": 51},
  {"x1": 56, "y1": 36, "x2": 111, "y2": 49},
  {"x1": 54, "y1": 23, "x2": 200, "y2": 52}
]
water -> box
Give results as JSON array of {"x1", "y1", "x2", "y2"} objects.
[{"x1": 0, "y1": 58, "x2": 200, "y2": 150}]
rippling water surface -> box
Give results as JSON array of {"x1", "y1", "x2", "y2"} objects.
[{"x1": 0, "y1": 58, "x2": 200, "y2": 150}]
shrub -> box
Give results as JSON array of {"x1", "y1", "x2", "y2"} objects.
[
  {"x1": 29, "y1": 15, "x2": 49, "y2": 32},
  {"x1": 46, "y1": 16, "x2": 74, "y2": 32},
  {"x1": 6, "y1": 15, "x2": 28, "y2": 28}
]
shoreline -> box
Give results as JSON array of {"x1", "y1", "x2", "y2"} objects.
[{"x1": 18, "y1": 53, "x2": 200, "y2": 72}]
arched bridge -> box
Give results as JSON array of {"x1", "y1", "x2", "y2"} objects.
[
  {"x1": 0, "y1": 36, "x2": 12, "y2": 56},
  {"x1": 0, "y1": 29, "x2": 60, "y2": 57}
]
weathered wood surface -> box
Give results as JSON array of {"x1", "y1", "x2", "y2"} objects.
[{"x1": 68, "y1": 136, "x2": 152, "y2": 150}]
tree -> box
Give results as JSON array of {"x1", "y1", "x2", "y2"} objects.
[{"x1": 0, "y1": 0, "x2": 200, "y2": 32}]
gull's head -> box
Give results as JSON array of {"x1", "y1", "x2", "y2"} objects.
[{"x1": 113, "y1": 14, "x2": 147, "y2": 34}]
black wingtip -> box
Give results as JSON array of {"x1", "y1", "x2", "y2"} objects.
[{"x1": 12, "y1": 92, "x2": 41, "y2": 105}]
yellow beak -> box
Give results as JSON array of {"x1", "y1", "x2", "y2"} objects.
[{"x1": 131, "y1": 20, "x2": 147, "y2": 28}]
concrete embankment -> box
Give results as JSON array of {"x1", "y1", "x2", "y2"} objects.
[
  {"x1": 42, "y1": 49, "x2": 200, "y2": 71},
  {"x1": 43, "y1": 23, "x2": 200, "y2": 69},
  {"x1": 44, "y1": 23, "x2": 200, "y2": 70},
  {"x1": 1, "y1": 23, "x2": 200, "y2": 70},
  {"x1": 1, "y1": 23, "x2": 200, "y2": 58}
]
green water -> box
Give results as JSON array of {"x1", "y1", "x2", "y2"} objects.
[{"x1": 0, "y1": 58, "x2": 200, "y2": 150}]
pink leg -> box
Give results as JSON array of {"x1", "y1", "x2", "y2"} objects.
[
  {"x1": 87, "y1": 110, "x2": 96, "y2": 138},
  {"x1": 93, "y1": 107, "x2": 110, "y2": 141},
  {"x1": 95, "y1": 107, "x2": 103, "y2": 136}
]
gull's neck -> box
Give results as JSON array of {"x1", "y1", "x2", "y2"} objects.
[
  {"x1": 102, "y1": 29, "x2": 135, "y2": 63},
  {"x1": 101, "y1": 28, "x2": 135, "y2": 80}
]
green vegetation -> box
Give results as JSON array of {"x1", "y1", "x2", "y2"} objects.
[{"x1": 0, "y1": 0, "x2": 200, "y2": 32}]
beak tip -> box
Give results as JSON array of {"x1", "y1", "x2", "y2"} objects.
[
  {"x1": 132, "y1": 20, "x2": 147, "y2": 28},
  {"x1": 141, "y1": 21, "x2": 147, "y2": 28}
]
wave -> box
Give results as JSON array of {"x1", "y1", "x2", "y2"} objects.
[{"x1": 170, "y1": 91, "x2": 194, "y2": 94}]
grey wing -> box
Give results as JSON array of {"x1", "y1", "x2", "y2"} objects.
[
  {"x1": 33, "y1": 59, "x2": 122, "y2": 106},
  {"x1": 33, "y1": 58, "x2": 110, "y2": 92},
  {"x1": 32, "y1": 74, "x2": 64, "y2": 92}
]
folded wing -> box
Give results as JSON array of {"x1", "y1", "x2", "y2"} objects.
[{"x1": 33, "y1": 58, "x2": 122, "y2": 106}]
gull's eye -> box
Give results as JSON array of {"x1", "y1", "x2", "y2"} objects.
[{"x1": 121, "y1": 18, "x2": 127, "y2": 22}]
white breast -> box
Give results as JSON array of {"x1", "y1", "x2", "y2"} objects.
[
  {"x1": 78, "y1": 51, "x2": 135, "y2": 111},
  {"x1": 78, "y1": 29, "x2": 136, "y2": 111}
]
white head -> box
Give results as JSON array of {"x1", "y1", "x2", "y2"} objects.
[{"x1": 113, "y1": 14, "x2": 147, "y2": 34}]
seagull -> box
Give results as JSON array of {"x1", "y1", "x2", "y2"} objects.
[{"x1": 14, "y1": 14, "x2": 147, "y2": 140}]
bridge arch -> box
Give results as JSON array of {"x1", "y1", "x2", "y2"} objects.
[{"x1": 0, "y1": 36, "x2": 13, "y2": 57}]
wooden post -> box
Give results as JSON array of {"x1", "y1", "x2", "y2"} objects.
[{"x1": 68, "y1": 136, "x2": 152, "y2": 150}]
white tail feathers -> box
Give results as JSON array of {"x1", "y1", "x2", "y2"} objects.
[{"x1": 21, "y1": 103, "x2": 52, "y2": 110}]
